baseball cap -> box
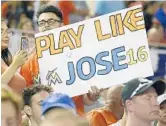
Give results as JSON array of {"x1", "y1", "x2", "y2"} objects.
[
  {"x1": 158, "y1": 94, "x2": 166, "y2": 105},
  {"x1": 122, "y1": 78, "x2": 166, "y2": 103},
  {"x1": 41, "y1": 93, "x2": 76, "y2": 115}
]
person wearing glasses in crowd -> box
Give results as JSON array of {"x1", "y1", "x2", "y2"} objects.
[
  {"x1": 1, "y1": 19, "x2": 28, "y2": 95},
  {"x1": 20, "y1": 4, "x2": 101, "y2": 116}
]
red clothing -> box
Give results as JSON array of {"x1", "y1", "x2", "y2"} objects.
[
  {"x1": 58, "y1": 1, "x2": 76, "y2": 25},
  {"x1": 1, "y1": 2, "x2": 9, "y2": 18}
]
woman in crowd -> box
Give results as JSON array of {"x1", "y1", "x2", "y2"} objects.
[
  {"x1": 18, "y1": 17, "x2": 34, "y2": 31},
  {"x1": 1, "y1": 19, "x2": 27, "y2": 94}
]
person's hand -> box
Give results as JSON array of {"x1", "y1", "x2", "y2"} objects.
[
  {"x1": 87, "y1": 86, "x2": 102, "y2": 101},
  {"x1": 12, "y1": 50, "x2": 28, "y2": 69}
]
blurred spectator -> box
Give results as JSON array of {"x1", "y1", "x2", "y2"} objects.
[
  {"x1": 41, "y1": 93, "x2": 76, "y2": 118},
  {"x1": 149, "y1": 46, "x2": 166, "y2": 80},
  {"x1": 148, "y1": 25, "x2": 165, "y2": 44},
  {"x1": 144, "y1": 2, "x2": 160, "y2": 32},
  {"x1": 95, "y1": 1, "x2": 125, "y2": 16},
  {"x1": 5, "y1": 1, "x2": 22, "y2": 28},
  {"x1": 8, "y1": 18, "x2": 17, "y2": 29},
  {"x1": 58, "y1": 1, "x2": 90, "y2": 25},
  {"x1": 153, "y1": 93, "x2": 166, "y2": 126},
  {"x1": 86, "y1": 85, "x2": 124, "y2": 126},
  {"x1": 122, "y1": 78, "x2": 166, "y2": 126},
  {"x1": 41, "y1": 111, "x2": 89, "y2": 126},
  {"x1": 22, "y1": 84, "x2": 53, "y2": 126},
  {"x1": 155, "y1": 94, "x2": 166, "y2": 126},
  {"x1": 1, "y1": 1, "x2": 35, "y2": 29},
  {"x1": 154, "y1": 2, "x2": 166, "y2": 33},
  {"x1": 18, "y1": 18, "x2": 34, "y2": 31},
  {"x1": 1, "y1": 19, "x2": 27, "y2": 95},
  {"x1": 19, "y1": 12, "x2": 30, "y2": 25},
  {"x1": 41, "y1": 93, "x2": 89, "y2": 126},
  {"x1": 1, "y1": 87, "x2": 23, "y2": 126},
  {"x1": 22, "y1": 1, "x2": 35, "y2": 20},
  {"x1": 127, "y1": 1, "x2": 145, "y2": 8},
  {"x1": 69, "y1": 1, "x2": 89, "y2": 24},
  {"x1": 1, "y1": 2, "x2": 9, "y2": 18}
]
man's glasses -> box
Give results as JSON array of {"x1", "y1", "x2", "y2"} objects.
[{"x1": 37, "y1": 18, "x2": 62, "y2": 27}]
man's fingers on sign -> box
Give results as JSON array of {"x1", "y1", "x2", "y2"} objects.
[
  {"x1": 89, "y1": 86, "x2": 100, "y2": 95},
  {"x1": 88, "y1": 86, "x2": 101, "y2": 101},
  {"x1": 99, "y1": 88, "x2": 105, "y2": 92},
  {"x1": 94, "y1": 86, "x2": 100, "y2": 95}
]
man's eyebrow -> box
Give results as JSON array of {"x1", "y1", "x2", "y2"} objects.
[
  {"x1": 38, "y1": 20, "x2": 46, "y2": 22},
  {"x1": 38, "y1": 18, "x2": 54, "y2": 22}
]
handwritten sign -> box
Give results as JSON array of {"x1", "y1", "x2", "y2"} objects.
[{"x1": 35, "y1": 5, "x2": 154, "y2": 97}]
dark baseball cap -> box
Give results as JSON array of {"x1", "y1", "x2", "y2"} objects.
[
  {"x1": 41, "y1": 93, "x2": 76, "y2": 115},
  {"x1": 122, "y1": 78, "x2": 166, "y2": 103}
]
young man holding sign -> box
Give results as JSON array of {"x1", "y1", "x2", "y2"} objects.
[{"x1": 20, "y1": 4, "x2": 100, "y2": 116}]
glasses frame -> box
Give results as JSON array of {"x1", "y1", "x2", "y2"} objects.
[{"x1": 37, "y1": 18, "x2": 62, "y2": 27}]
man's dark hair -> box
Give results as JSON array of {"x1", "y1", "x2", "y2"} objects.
[
  {"x1": 36, "y1": 4, "x2": 63, "y2": 21},
  {"x1": 23, "y1": 84, "x2": 53, "y2": 106}
]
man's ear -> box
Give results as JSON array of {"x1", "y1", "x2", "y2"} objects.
[
  {"x1": 125, "y1": 99, "x2": 135, "y2": 113},
  {"x1": 24, "y1": 105, "x2": 32, "y2": 116}
]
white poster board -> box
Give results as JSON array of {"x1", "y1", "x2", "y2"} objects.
[{"x1": 35, "y1": 5, "x2": 154, "y2": 97}]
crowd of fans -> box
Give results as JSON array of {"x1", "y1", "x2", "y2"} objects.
[{"x1": 1, "y1": 1, "x2": 166, "y2": 126}]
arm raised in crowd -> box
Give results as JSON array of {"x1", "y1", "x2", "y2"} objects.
[{"x1": 1, "y1": 50, "x2": 28, "y2": 84}]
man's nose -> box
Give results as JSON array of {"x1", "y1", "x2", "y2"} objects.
[{"x1": 45, "y1": 22, "x2": 49, "y2": 27}]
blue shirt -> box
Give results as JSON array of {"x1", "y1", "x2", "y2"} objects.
[{"x1": 155, "y1": 8, "x2": 166, "y2": 29}]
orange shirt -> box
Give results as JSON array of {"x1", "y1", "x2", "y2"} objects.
[
  {"x1": 1, "y1": 60, "x2": 26, "y2": 94},
  {"x1": 58, "y1": 1, "x2": 76, "y2": 25},
  {"x1": 1, "y1": 2, "x2": 8, "y2": 18},
  {"x1": 20, "y1": 53, "x2": 85, "y2": 116},
  {"x1": 86, "y1": 108, "x2": 118, "y2": 126},
  {"x1": 20, "y1": 54, "x2": 39, "y2": 86}
]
